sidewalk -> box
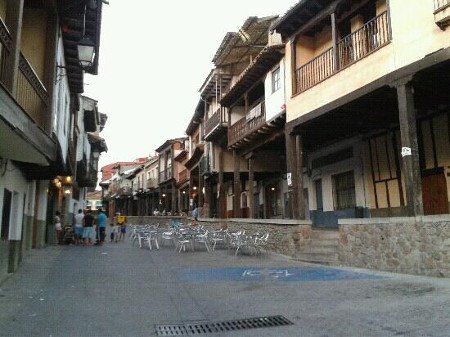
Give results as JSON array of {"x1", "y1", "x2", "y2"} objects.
[{"x1": 0, "y1": 239, "x2": 449, "y2": 337}]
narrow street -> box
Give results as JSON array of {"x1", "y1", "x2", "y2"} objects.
[{"x1": 0, "y1": 240, "x2": 449, "y2": 337}]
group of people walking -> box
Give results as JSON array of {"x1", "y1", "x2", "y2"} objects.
[{"x1": 54, "y1": 209, "x2": 127, "y2": 245}]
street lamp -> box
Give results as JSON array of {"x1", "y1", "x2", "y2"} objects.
[{"x1": 77, "y1": 36, "x2": 96, "y2": 68}]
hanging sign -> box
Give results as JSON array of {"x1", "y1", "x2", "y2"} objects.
[
  {"x1": 287, "y1": 172, "x2": 292, "y2": 186},
  {"x1": 401, "y1": 147, "x2": 412, "y2": 157}
]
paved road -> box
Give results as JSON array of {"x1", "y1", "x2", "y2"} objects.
[{"x1": 0, "y1": 239, "x2": 449, "y2": 337}]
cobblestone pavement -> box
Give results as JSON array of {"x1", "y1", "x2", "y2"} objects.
[{"x1": 0, "y1": 239, "x2": 449, "y2": 337}]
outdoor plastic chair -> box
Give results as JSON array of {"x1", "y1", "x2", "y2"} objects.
[
  {"x1": 145, "y1": 231, "x2": 159, "y2": 250},
  {"x1": 175, "y1": 234, "x2": 192, "y2": 253},
  {"x1": 194, "y1": 230, "x2": 210, "y2": 252},
  {"x1": 253, "y1": 233, "x2": 269, "y2": 255},
  {"x1": 161, "y1": 230, "x2": 175, "y2": 247},
  {"x1": 211, "y1": 230, "x2": 227, "y2": 251}
]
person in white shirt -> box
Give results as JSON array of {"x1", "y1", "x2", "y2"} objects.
[
  {"x1": 74, "y1": 209, "x2": 84, "y2": 245},
  {"x1": 54, "y1": 211, "x2": 62, "y2": 244}
]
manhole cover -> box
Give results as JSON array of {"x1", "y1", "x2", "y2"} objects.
[{"x1": 155, "y1": 315, "x2": 293, "y2": 336}]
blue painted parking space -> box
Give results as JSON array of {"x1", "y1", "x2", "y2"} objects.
[{"x1": 178, "y1": 266, "x2": 385, "y2": 282}]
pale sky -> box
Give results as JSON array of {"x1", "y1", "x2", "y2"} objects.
[{"x1": 84, "y1": 0, "x2": 297, "y2": 172}]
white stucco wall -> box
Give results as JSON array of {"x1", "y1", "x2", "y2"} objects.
[
  {"x1": 53, "y1": 33, "x2": 71, "y2": 163},
  {"x1": 264, "y1": 59, "x2": 286, "y2": 121}
]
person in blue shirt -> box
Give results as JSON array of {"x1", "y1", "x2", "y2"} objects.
[{"x1": 95, "y1": 208, "x2": 107, "y2": 245}]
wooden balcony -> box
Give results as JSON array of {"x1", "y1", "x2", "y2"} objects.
[
  {"x1": 199, "y1": 156, "x2": 210, "y2": 176},
  {"x1": 146, "y1": 178, "x2": 158, "y2": 189},
  {"x1": 434, "y1": 0, "x2": 450, "y2": 29},
  {"x1": 295, "y1": 11, "x2": 391, "y2": 94},
  {"x1": 228, "y1": 101, "x2": 266, "y2": 147},
  {"x1": 178, "y1": 169, "x2": 188, "y2": 183},
  {"x1": 159, "y1": 167, "x2": 173, "y2": 183},
  {"x1": 0, "y1": 18, "x2": 49, "y2": 129},
  {"x1": 435, "y1": 0, "x2": 450, "y2": 10},
  {"x1": 203, "y1": 107, "x2": 228, "y2": 141},
  {"x1": 16, "y1": 53, "x2": 49, "y2": 127}
]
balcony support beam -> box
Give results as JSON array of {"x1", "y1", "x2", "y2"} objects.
[
  {"x1": 331, "y1": 11, "x2": 339, "y2": 72},
  {"x1": 4, "y1": 0, "x2": 24, "y2": 95},
  {"x1": 289, "y1": 36, "x2": 297, "y2": 96},
  {"x1": 248, "y1": 156, "x2": 255, "y2": 219},
  {"x1": 285, "y1": 131, "x2": 300, "y2": 219},
  {"x1": 189, "y1": 173, "x2": 194, "y2": 212},
  {"x1": 296, "y1": 135, "x2": 305, "y2": 219},
  {"x1": 204, "y1": 177, "x2": 211, "y2": 218},
  {"x1": 233, "y1": 150, "x2": 241, "y2": 218},
  {"x1": 395, "y1": 79, "x2": 424, "y2": 216},
  {"x1": 171, "y1": 182, "x2": 177, "y2": 214},
  {"x1": 198, "y1": 170, "x2": 203, "y2": 208},
  {"x1": 218, "y1": 147, "x2": 226, "y2": 218}
]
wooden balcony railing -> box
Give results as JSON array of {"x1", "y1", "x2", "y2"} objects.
[
  {"x1": 0, "y1": 18, "x2": 49, "y2": 127},
  {"x1": 146, "y1": 178, "x2": 158, "y2": 189},
  {"x1": 296, "y1": 48, "x2": 334, "y2": 94},
  {"x1": 435, "y1": 0, "x2": 450, "y2": 11},
  {"x1": 199, "y1": 156, "x2": 210, "y2": 176},
  {"x1": 228, "y1": 101, "x2": 266, "y2": 146},
  {"x1": 159, "y1": 167, "x2": 173, "y2": 183},
  {"x1": 295, "y1": 11, "x2": 391, "y2": 94},
  {"x1": 178, "y1": 169, "x2": 188, "y2": 183},
  {"x1": 204, "y1": 107, "x2": 228, "y2": 138},
  {"x1": 158, "y1": 171, "x2": 165, "y2": 183},
  {"x1": 16, "y1": 53, "x2": 49, "y2": 126},
  {"x1": 0, "y1": 18, "x2": 12, "y2": 87}
]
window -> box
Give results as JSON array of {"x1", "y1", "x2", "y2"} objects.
[
  {"x1": 333, "y1": 171, "x2": 356, "y2": 210},
  {"x1": 272, "y1": 67, "x2": 281, "y2": 93}
]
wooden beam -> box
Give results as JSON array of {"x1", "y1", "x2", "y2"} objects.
[
  {"x1": 4, "y1": 0, "x2": 24, "y2": 95},
  {"x1": 331, "y1": 11, "x2": 339, "y2": 71},
  {"x1": 218, "y1": 147, "x2": 226, "y2": 218},
  {"x1": 248, "y1": 156, "x2": 255, "y2": 218},
  {"x1": 395, "y1": 78, "x2": 423, "y2": 216},
  {"x1": 285, "y1": 131, "x2": 300, "y2": 219},
  {"x1": 237, "y1": 128, "x2": 285, "y2": 157},
  {"x1": 233, "y1": 150, "x2": 241, "y2": 217},
  {"x1": 286, "y1": 0, "x2": 340, "y2": 40},
  {"x1": 296, "y1": 135, "x2": 306, "y2": 219}
]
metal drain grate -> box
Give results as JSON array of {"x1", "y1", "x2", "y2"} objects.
[{"x1": 155, "y1": 315, "x2": 293, "y2": 336}]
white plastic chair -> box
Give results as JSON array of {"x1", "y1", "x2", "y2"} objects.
[
  {"x1": 175, "y1": 234, "x2": 192, "y2": 253},
  {"x1": 160, "y1": 230, "x2": 175, "y2": 247},
  {"x1": 194, "y1": 230, "x2": 210, "y2": 252},
  {"x1": 145, "y1": 231, "x2": 159, "y2": 250},
  {"x1": 211, "y1": 230, "x2": 227, "y2": 251}
]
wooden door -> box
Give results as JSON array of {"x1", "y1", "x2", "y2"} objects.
[{"x1": 422, "y1": 170, "x2": 449, "y2": 215}]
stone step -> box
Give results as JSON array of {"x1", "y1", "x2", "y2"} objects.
[
  {"x1": 309, "y1": 239, "x2": 339, "y2": 247},
  {"x1": 295, "y1": 252, "x2": 339, "y2": 265},
  {"x1": 310, "y1": 230, "x2": 340, "y2": 240},
  {"x1": 305, "y1": 245, "x2": 338, "y2": 254}
]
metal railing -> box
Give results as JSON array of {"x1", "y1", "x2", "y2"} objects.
[
  {"x1": 295, "y1": 11, "x2": 391, "y2": 94},
  {"x1": 204, "y1": 107, "x2": 228, "y2": 138},
  {"x1": 435, "y1": 0, "x2": 450, "y2": 11},
  {"x1": 228, "y1": 101, "x2": 266, "y2": 146}
]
